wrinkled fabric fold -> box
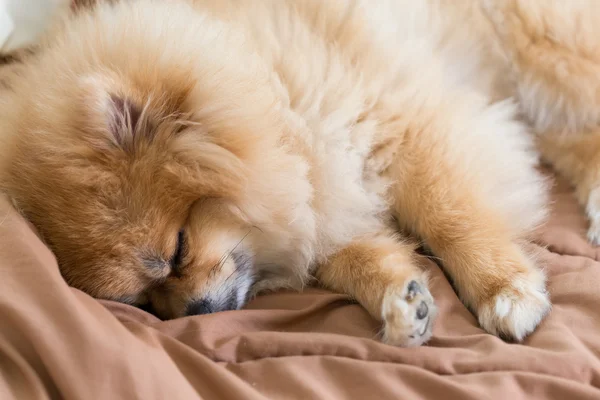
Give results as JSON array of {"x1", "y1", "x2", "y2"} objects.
[{"x1": 0, "y1": 175, "x2": 599, "y2": 399}]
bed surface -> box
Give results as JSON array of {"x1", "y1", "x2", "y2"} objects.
[{"x1": 1, "y1": 174, "x2": 600, "y2": 399}]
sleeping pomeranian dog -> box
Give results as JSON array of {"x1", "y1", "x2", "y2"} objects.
[{"x1": 0, "y1": 0, "x2": 553, "y2": 347}]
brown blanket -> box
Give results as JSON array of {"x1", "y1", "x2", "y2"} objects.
[{"x1": 1, "y1": 174, "x2": 599, "y2": 400}]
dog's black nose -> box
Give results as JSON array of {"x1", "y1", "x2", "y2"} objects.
[{"x1": 185, "y1": 299, "x2": 214, "y2": 316}]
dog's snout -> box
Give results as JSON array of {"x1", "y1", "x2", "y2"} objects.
[
  {"x1": 186, "y1": 299, "x2": 215, "y2": 316},
  {"x1": 170, "y1": 248, "x2": 256, "y2": 319}
]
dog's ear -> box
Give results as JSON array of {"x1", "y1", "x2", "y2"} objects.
[
  {"x1": 78, "y1": 75, "x2": 149, "y2": 152},
  {"x1": 106, "y1": 94, "x2": 143, "y2": 149}
]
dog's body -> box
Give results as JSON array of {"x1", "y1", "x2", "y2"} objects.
[
  {"x1": 482, "y1": 0, "x2": 600, "y2": 245},
  {"x1": 0, "y1": 0, "x2": 554, "y2": 347}
]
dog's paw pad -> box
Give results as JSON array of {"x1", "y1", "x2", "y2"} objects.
[{"x1": 381, "y1": 278, "x2": 437, "y2": 347}]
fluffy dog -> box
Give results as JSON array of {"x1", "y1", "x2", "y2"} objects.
[{"x1": 0, "y1": 0, "x2": 551, "y2": 347}]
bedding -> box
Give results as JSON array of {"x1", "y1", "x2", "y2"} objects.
[{"x1": 0, "y1": 173, "x2": 599, "y2": 399}]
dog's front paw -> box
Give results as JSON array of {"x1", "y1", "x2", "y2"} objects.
[
  {"x1": 476, "y1": 270, "x2": 550, "y2": 341},
  {"x1": 381, "y1": 278, "x2": 437, "y2": 347}
]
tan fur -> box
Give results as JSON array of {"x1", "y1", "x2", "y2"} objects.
[
  {"x1": 0, "y1": 0, "x2": 553, "y2": 346},
  {"x1": 482, "y1": 0, "x2": 600, "y2": 244}
]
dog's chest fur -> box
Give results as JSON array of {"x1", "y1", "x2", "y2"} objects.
[
  {"x1": 212, "y1": 0, "x2": 507, "y2": 292},
  {"x1": 216, "y1": 1, "x2": 398, "y2": 292}
]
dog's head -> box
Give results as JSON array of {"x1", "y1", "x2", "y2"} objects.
[{"x1": 0, "y1": 1, "x2": 309, "y2": 318}]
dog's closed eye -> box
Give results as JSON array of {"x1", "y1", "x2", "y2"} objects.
[{"x1": 170, "y1": 229, "x2": 187, "y2": 276}]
